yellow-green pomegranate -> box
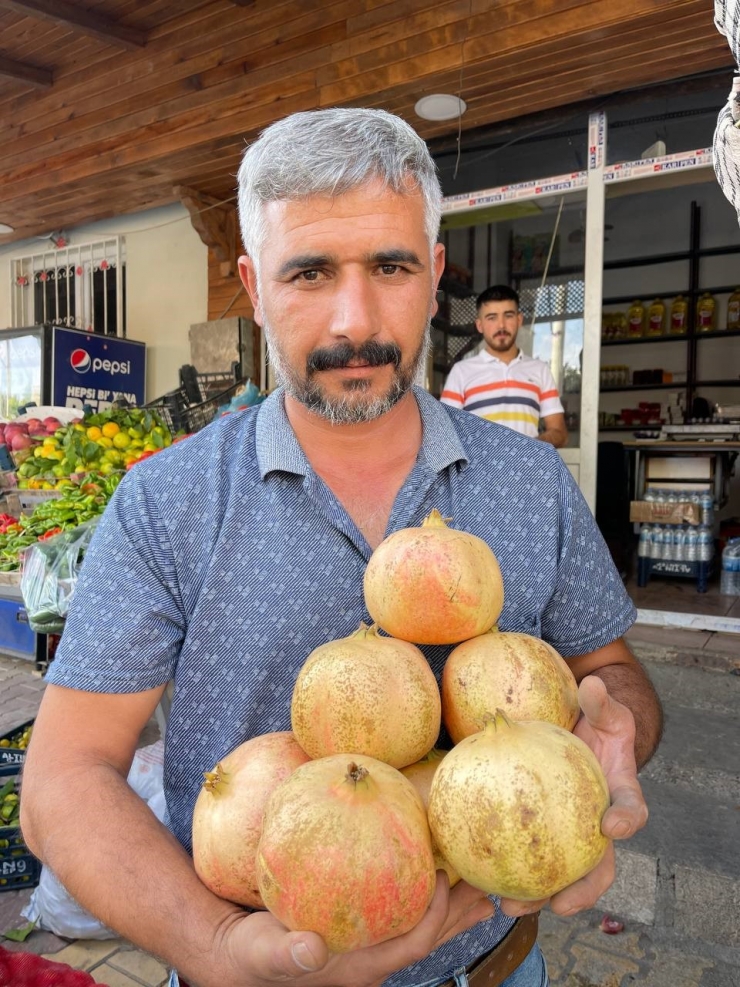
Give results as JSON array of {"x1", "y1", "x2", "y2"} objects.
[
  {"x1": 257, "y1": 754, "x2": 436, "y2": 952},
  {"x1": 363, "y1": 509, "x2": 504, "y2": 645},
  {"x1": 401, "y1": 748, "x2": 460, "y2": 887},
  {"x1": 291, "y1": 622, "x2": 440, "y2": 769},
  {"x1": 192, "y1": 731, "x2": 310, "y2": 908},
  {"x1": 428, "y1": 711, "x2": 609, "y2": 901},
  {"x1": 442, "y1": 630, "x2": 580, "y2": 743}
]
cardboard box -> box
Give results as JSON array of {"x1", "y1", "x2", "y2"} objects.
[{"x1": 630, "y1": 501, "x2": 701, "y2": 525}]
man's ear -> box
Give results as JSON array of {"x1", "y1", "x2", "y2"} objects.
[
  {"x1": 238, "y1": 255, "x2": 263, "y2": 325},
  {"x1": 429, "y1": 242, "x2": 446, "y2": 318}
]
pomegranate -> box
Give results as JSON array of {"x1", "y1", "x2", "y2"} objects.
[
  {"x1": 363, "y1": 509, "x2": 504, "y2": 645},
  {"x1": 428, "y1": 711, "x2": 609, "y2": 901},
  {"x1": 442, "y1": 630, "x2": 580, "y2": 743},
  {"x1": 290, "y1": 622, "x2": 440, "y2": 769},
  {"x1": 192, "y1": 731, "x2": 310, "y2": 908},
  {"x1": 401, "y1": 749, "x2": 460, "y2": 887},
  {"x1": 257, "y1": 754, "x2": 436, "y2": 952}
]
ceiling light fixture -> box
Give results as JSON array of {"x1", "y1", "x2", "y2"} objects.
[
  {"x1": 0, "y1": 223, "x2": 14, "y2": 234},
  {"x1": 414, "y1": 94, "x2": 467, "y2": 122}
]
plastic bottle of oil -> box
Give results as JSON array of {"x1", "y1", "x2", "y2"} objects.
[
  {"x1": 646, "y1": 298, "x2": 666, "y2": 336},
  {"x1": 696, "y1": 292, "x2": 716, "y2": 333},
  {"x1": 627, "y1": 299, "x2": 645, "y2": 338},
  {"x1": 669, "y1": 295, "x2": 688, "y2": 334},
  {"x1": 727, "y1": 287, "x2": 740, "y2": 330}
]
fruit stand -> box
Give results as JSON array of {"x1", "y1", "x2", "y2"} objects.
[{"x1": 0, "y1": 403, "x2": 177, "y2": 670}]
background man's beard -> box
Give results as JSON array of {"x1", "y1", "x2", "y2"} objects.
[{"x1": 264, "y1": 322, "x2": 431, "y2": 425}]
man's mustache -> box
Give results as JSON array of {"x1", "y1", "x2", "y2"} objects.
[{"x1": 307, "y1": 340, "x2": 402, "y2": 373}]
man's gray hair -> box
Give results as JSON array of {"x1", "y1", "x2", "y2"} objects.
[{"x1": 236, "y1": 108, "x2": 442, "y2": 264}]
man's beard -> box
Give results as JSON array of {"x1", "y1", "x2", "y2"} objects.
[{"x1": 264, "y1": 321, "x2": 431, "y2": 425}]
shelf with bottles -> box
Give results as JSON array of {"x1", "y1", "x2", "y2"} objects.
[{"x1": 602, "y1": 289, "x2": 740, "y2": 344}]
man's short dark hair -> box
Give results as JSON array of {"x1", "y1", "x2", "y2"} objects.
[{"x1": 476, "y1": 285, "x2": 520, "y2": 313}]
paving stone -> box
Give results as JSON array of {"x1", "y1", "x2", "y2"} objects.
[
  {"x1": 107, "y1": 947, "x2": 168, "y2": 986},
  {"x1": 90, "y1": 963, "x2": 149, "y2": 986},
  {"x1": 42, "y1": 939, "x2": 125, "y2": 971},
  {"x1": 674, "y1": 867, "x2": 740, "y2": 947},
  {"x1": 565, "y1": 941, "x2": 642, "y2": 986},
  {"x1": 537, "y1": 912, "x2": 574, "y2": 980},
  {"x1": 619, "y1": 951, "x2": 715, "y2": 987},
  {"x1": 597, "y1": 849, "x2": 657, "y2": 925}
]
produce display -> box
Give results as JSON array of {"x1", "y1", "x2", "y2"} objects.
[
  {"x1": 10, "y1": 406, "x2": 173, "y2": 489},
  {"x1": 0, "y1": 778, "x2": 19, "y2": 826},
  {"x1": 0, "y1": 473, "x2": 122, "y2": 572},
  {"x1": 192, "y1": 510, "x2": 610, "y2": 951},
  {"x1": 0, "y1": 724, "x2": 32, "y2": 751}
]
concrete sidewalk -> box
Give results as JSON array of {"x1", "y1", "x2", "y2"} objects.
[{"x1": 1, "y1": 625, "x2": 739, "y2": 987}]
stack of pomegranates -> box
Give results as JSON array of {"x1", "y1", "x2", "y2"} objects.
[{"x1": 192, "y1": 509, "x2": 609, "y2": 952}]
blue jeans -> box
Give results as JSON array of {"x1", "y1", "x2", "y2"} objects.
[{"x1": 168, "y1": 944, "x2": 549, "y2": 987}]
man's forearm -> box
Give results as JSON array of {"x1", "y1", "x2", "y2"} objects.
[
  {"x1": 22, "y1": 762, "x2": 242, "y2": 983},
  {"x1": 591, "y1": 661, "x2": 663, "y2": 768},
  {"x1": 537, "y1": 429, "x2": 567, "y2": 448}
]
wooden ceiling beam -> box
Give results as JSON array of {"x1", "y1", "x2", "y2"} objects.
[
  {"x1": 0, "y1": 51, "x2": 51, "y2": 87},
  {"x1": 0, "y1": 0, "x2": 147, "y2": 50}
]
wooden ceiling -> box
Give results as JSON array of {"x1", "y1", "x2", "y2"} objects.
[{"x1": 0, "y1": 0, "x2": 732, "y2": 245}]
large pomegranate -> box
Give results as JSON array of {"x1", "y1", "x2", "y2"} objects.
[
  {"x1": 192, "y1": 731, "x2": 310, "y2": 908},
  {"x1": 428, "y1": 711, "x2": 609, "y2": 901},
  {"x1": 290, "y1": 622, "x2": 441, "y2": 769},
  {"x1": 442, "y1": 630, "x2": 580, "y2": 743},
  {"x1": 257, "y1": 754, "x2": 436, "y2": 952},
  {"x1": 401, "y1": 749, "x2": 460, "y2": 887},
  {"x1": 363, "y1": 509, "x2": 504, "y2": 645}
]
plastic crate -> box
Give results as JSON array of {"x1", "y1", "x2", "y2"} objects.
[
  {"x1": 0, "y1": 776, "x2": 41, "y2": 892},
  {"x1": 0, "y1": 719, "x2": 33, "y2": 778},
  {"x1": 179, "y1": 363, "x2": 240, "y2": 404},
  {"x1": 179, "y1": 378, "x2": 249, "y2": 433},
  {"x1": 143, "y1": 388, "x2": 191, "y2": 435}
]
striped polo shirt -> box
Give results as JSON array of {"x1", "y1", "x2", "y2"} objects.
[{"x1": 440, "y1": 349, "x2": 564, "y2": 438}]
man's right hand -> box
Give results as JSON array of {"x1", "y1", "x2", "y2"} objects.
[{"x1": 201, "y1": 875, "x2": 495, "y2": 987}]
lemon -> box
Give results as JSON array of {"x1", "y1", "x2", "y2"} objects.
[
  {"x1": 143, "y1": 443, "x2": 158, "y2": 452},
  {"x1": 101, "y1": 421, "x2": 120, "y2": 438},
  {"x1": 112, "y1": 432, "x2": 131, "y2": 450},
  {"x1": 97, "y1": 436, "x2": 114, "y2": 449},
  {"x1": 86, "y1": 426, "x2": 102, "y2": 441}
]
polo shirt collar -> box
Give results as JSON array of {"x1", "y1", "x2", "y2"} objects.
[
  {"x1": 481, "y1": 348, "x2": 524, "y2": 366},
  {"x1": 255, "y1": 385, "x2": 467, "y2": 479}
]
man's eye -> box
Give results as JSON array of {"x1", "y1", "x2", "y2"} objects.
[
  {"x1": 380, "y1": 264, "x2": 401, "y2": 275},
  {"x1": 297, "y1": 270, "x2": 321, "y2": 282}
]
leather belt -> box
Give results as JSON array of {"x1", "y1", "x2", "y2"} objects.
[
  {"x1": 438, "y1": 912, "x2": 539, "y2": 987},
  {"x1": 173, "y1": 912, "x2": 538, "y2": 987}
]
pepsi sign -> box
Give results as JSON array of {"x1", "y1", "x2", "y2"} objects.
[
  {"x1": 70, "y1": 347, "x2": 130, "y2": 376},
  {"x1": 52, "y1": 326, "x2": 145, "y2": 412}
]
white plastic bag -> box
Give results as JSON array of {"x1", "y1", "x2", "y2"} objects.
[{"x1": 22, "y1": 741, "x2": 167, "y2": 939}]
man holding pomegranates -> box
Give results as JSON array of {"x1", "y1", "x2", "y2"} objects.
[{"x1": 21, "y1": 108, "x2": 662, "y2": 987}]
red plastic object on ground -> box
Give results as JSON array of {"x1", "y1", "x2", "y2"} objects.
[{"x1": 0, "y1": 945, "x2": 107, "y2": 987}]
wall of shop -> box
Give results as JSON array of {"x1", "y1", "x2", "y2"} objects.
[{"x1": 0, "y1": 203, "x2": 208, "y2": 402}]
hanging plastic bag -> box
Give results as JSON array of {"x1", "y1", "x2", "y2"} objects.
[
  {"x1": 21, "y1": 742, "x2": 167, "y2": 940},
  {"x1": 19, "y1": 519, "x2": 100, "y2": 634}
]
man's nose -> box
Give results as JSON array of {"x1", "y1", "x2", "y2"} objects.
[{"x1": 327, "y1": 273, "x2": 380, "y2": 342}]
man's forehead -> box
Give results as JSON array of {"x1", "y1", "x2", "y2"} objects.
[{"x1": 480, "y1": 301, "x2": 518, "y2": 314}]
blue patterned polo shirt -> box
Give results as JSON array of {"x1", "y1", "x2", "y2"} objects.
[{"x1": 46, "y1": 385, "x2": 635, "y2": 984}]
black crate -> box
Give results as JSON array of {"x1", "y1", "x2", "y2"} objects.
[
  {"x1": 0, "y1": 719, "x2": 33, "y2": 778},
  {"x1": 143, "y1": 388, "x2": 191, "y2": 435},
  {"x1": 0, "y1": 826, "x2": 41, "y2": 891},
  {"x1": 0, "y1": 776, "x2": 40, "y2": 892},
  {"x1": 637, "y1": 557, "x2": 713, "y2": 593}
]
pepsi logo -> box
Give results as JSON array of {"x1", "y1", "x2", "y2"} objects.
[{"x1": 70, "y1": 348, "x2": 91, "y2": 373}]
